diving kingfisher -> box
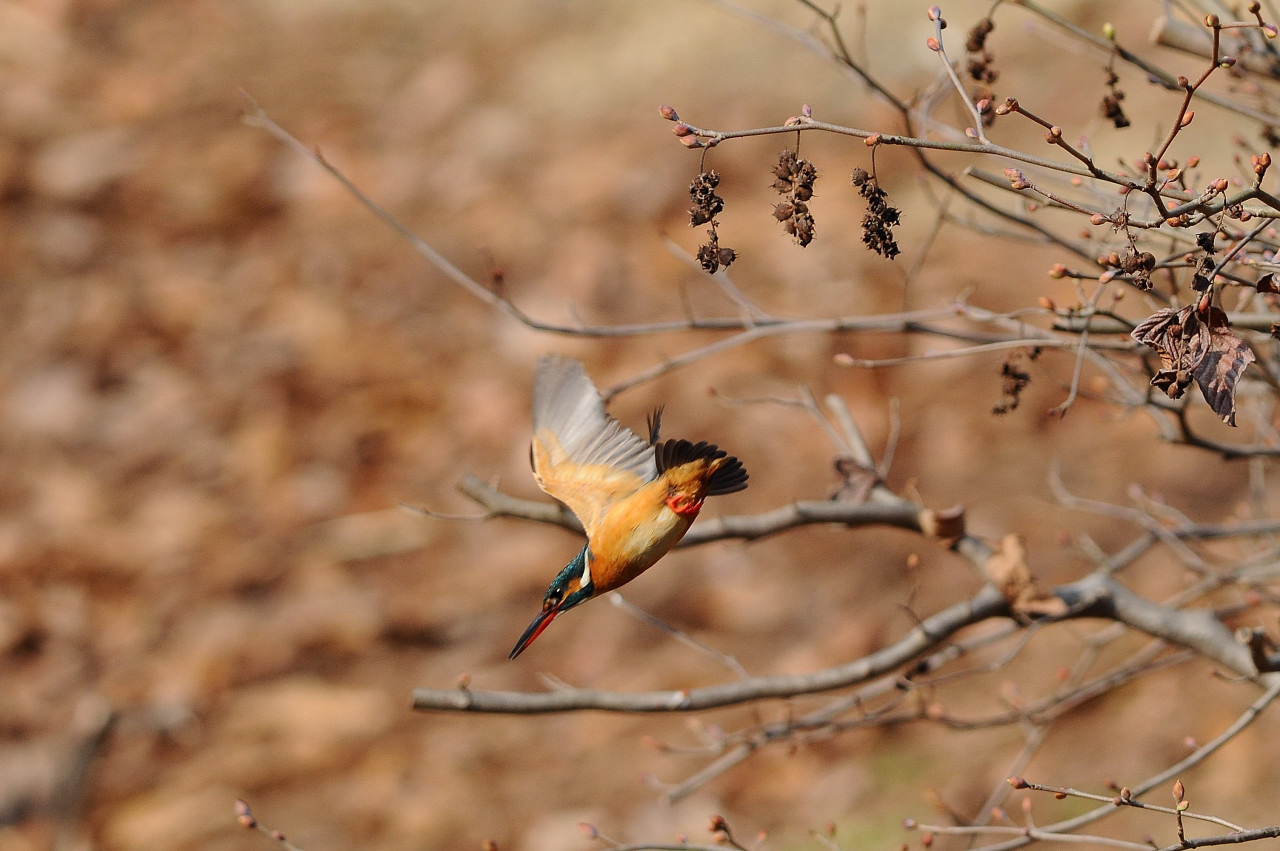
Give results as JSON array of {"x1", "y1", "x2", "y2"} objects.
[{"x1": 508, "y1": 354, "x2": 748, "y2": 659}]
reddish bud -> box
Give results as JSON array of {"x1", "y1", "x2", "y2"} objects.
[
  {"x1": 679, "y1": 136, "x2": 704, "y2": 149},
  {"x1": 1008, "y1": 777, "x2": 1029, "y2": 789},
  {"x1": 710, "y1": 815, "x2": 729, "y2": 833},
  {"x1": 1187, "y1": 156, "x2": 1200, "y2": 167},
  {"x1": 927, "y1": 36, "x2": 941, "y2": 51},
  {"x1": 579, "y1": 823, "x2": 599, "y2": 838},
  {"x1": 1047, "y1": 265, "x2": 1067, "y2": 280},
  {"x1": 235, "y1": 800, "x2": 257, "y2": 829},
  {"x1": 928, "y1": 6, "x2": 942, "y2": 21},
  {"x1": 1090, "y1": 213, "x2": 1108, "y2": 225},
  {"x1": 1180, "y1": 111, "x2": 1194, "y2": 127},
  {"x1": 1172, "y1": 780, "x2": 1186, "y2": 802},
  {"x1": 672, "y1": 123, "x2": 693, "y2": 137},
  {"x1": 1265, "y1": 24, "x2": 1278, "y2": 38},
  {"x1": 922, "y1": 832, "x2": 934, "y2": 848},
  {"x1": 801, "y1": 103, "x2": 813, "y2": 118},
  {"x1": 659, "y1": 105, "x2": 679, "y2": 121},
  {"x1": 1204, "y1": 14, "x2": 1219, "y2": 27},
  {"x1": 865, "y1": 133, "x2": 882, "y2": 146}
]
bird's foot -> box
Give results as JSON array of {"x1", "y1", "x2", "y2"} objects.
[{"x1": 665, "y1": 494, "x2": 704, "y2": 517}]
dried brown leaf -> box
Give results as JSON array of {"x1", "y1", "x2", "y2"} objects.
[
  {"x1": 1131, "y1": 304, "x2": 1254, "y2": 426},
  {"x1": 984, "y1": 534, "x2": 1067, "y2": 617},
  {"x1": 1193, "y1": 307, "x2": 1256, "y2": 426},
  {"x1": 985, "y1": 533, "x2": 1032, "y2": 602}
]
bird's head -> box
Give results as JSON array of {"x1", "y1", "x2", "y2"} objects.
[{"x1": 509, "y1": 545, "x2": 594, "y2": 659}]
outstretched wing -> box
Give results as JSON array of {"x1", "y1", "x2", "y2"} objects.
[{"x1": 530, "y1": 355, "x2": 658, "y2": 536}]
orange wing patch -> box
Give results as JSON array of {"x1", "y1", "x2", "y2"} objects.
[{"x1": 532, "y1": 428, "x2": 650, "y2": 537}]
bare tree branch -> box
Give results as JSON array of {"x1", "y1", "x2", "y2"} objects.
[
  {"x1": 412, "y1": 583, "x2": 1012, "y2": 713},
  {"x1": 412, "y1": 567, "x2": 1258, "y2": 715}
]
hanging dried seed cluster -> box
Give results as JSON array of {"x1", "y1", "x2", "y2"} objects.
[
  {"x1": 696, "y1": 229, "x2": 736, "y2": 274},
  {"x1": 689, "y1": 171, "x2": 736, "y2": 273},
  {"x1": 771, "y1": 149, "x2": 818, "y2": 247},
  {"x1": 965, "y1": 17, "x2": 998, "y2": 126},
  {"x1": 688, "y1": 171, "x2": 723, "y2": 227},
  {"x1": 1101, "y1": 66, "x2": 1130, "y2": 129},
  {"x1": 993, "y1": 347, "x2": 1040, "y2": 415},
  {"x1": 1191, "y1": 231, "x2": 1217, "y2": 292},
  {"x1": 851, "y1": 167, "x2": 901, "y2": 259}
]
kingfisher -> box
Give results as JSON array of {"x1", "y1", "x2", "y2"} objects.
[{"x1": 508, "y1": 355, "x2": 748, "y2": 659}]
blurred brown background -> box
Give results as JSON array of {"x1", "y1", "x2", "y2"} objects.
[{"x1": 2, "y1": 2, "x2": 1275, "y2": 850}]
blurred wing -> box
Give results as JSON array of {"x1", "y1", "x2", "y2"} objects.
[{"x1": 531, "y1": 355, "x2": 658, "y2": 535}]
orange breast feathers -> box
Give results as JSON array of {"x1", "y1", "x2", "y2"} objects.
[{"x1": 585, "y1": 453, "x2": 738, "y2": 594}]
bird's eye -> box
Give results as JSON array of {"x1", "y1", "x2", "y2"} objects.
[{"x1": 543, "y1": 592, "x2": 562, "y2": 611}]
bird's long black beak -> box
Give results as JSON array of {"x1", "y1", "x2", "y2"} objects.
[{"x1": 509, "y1": 603, "x2": 563, "y2": 660}]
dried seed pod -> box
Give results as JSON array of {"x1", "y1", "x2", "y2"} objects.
[
  {"x1": 853, "y1": 168, "x2": 902, "y2": 259},
  {"x1": 771, "y1": 149, "x2": 819, "y2": 247}
]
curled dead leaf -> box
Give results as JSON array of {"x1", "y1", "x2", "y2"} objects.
[
  {"x1": 1131, "y1": 303, "x2": 1255, "y2": 426},
  {"x1": 983, "y1": 534, "x2": 1068, "y2": 617}
]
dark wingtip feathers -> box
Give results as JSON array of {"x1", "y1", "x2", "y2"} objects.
[
  {"x1": 646, "y1": 406, "x2": 665, "y2": 446},
  {"x1": 655, "y1": 438, "x2": 749, "y2": 495}
]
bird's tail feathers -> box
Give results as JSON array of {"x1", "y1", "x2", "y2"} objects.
[{"x1": 655, "y1": 439, "x2": 749, "y2": 495}]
